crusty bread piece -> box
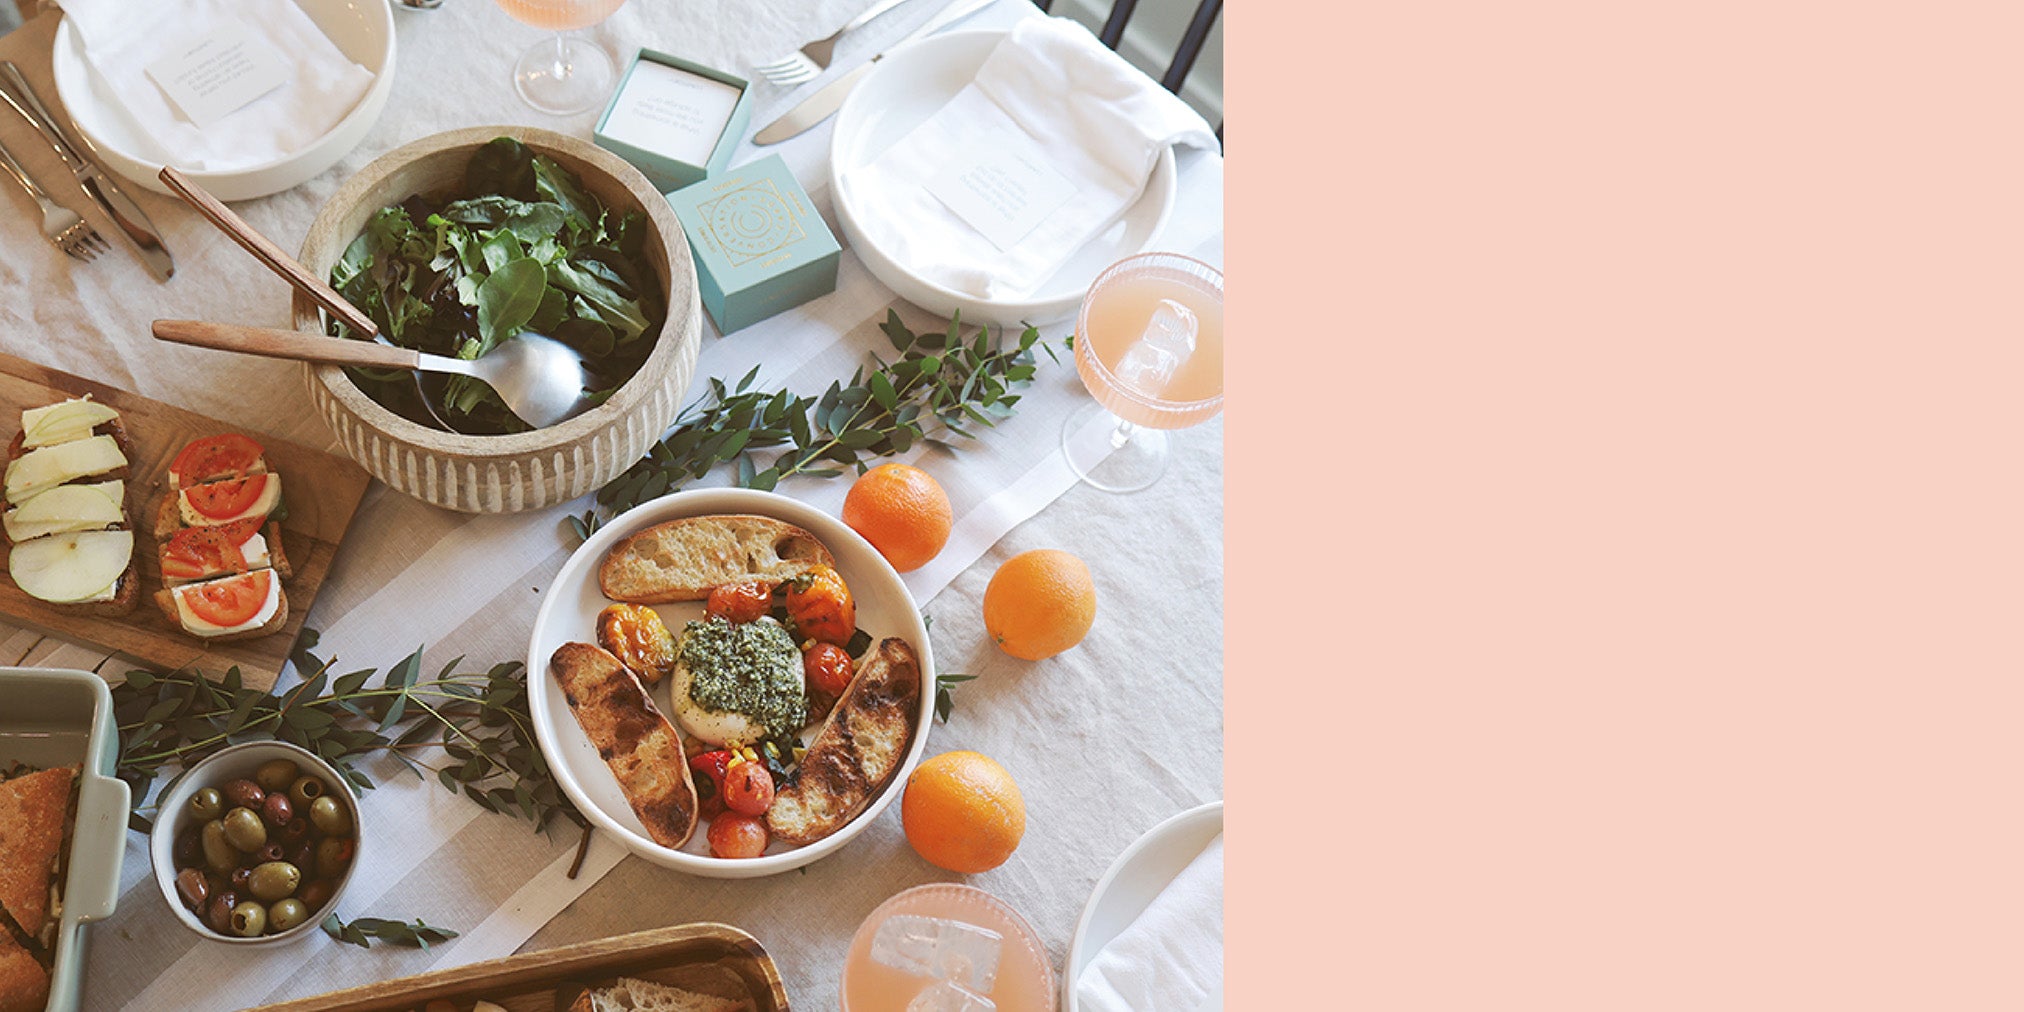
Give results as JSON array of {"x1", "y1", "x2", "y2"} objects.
[
  {"x1": 612, "y1": 976, "x2": 750, "y2": 1012},
  {"x1": 599, "y1": 515, "x2": 833, "y2": 604},
  {"x1": 153, "y1": 575, "x2": 289, "y2": 643},
  {"x1": 158, "y1": 521, "x2": 293, "y2": 587},
  {"x1": 655, "y1": 965, "x2": 756, "y2": 1009},
  {"x1": 550, "y1": 642, "x2": 699, "y2": 849},
  {"x1": 0, "y1": 766, "x2": 73, "y2": 933},
  {"x1": 0, "y1": 942, "x2": 49, "y2": 1012},
  {"x1": 765, "y1": 638, "x2": 921, "y2": 846}
]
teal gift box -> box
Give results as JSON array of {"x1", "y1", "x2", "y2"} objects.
[
  {"x1": 665, "y1": 155, "x2": 841, "y2": 334},
  {"x1": 594, "y1": 49, "x2": 751, "y2": 194}
]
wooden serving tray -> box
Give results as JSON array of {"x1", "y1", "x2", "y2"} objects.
[
  {"x1": 0, "y1": 353, "x2": 371, "y2": 691},
  {"x1": 252, "y1": 923, "x2": 791, "y2": 1012}
]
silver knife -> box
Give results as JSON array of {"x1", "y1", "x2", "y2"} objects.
[
  {"x1": 751, "y1": 0, "x2": 997, "y2": 145},
  {"x1": 0, "y1": 62, "x2": 174, "y2": 281}
]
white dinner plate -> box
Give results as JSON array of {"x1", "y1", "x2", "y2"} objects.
[
  {"x1": 1063, "y1": 799, "x2": 1224, "y2": 1009},
  {"x1": 828, "y1": 28, "x2": 1178, "y2": 329},
  {"x1": 49, "y1": 0, "x2": 396, "y2": 201},
  {"x1": 527, "y1": 488, "x2": 936, "y2": 879}
]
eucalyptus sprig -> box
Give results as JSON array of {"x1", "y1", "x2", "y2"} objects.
[
  {"x1": 593, "y1": 311, "x2": 1058, "y2": 520},
  {"x1": 321, "y1": 914, "x2": 459, "y2": 951},
  {"x1": 111, "y1": 632, "x2": 582, "y2": 837}
]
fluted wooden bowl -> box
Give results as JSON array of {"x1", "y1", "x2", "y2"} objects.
[{"x1": 294, "y1": 126, "x2": 700, "y2": 513}]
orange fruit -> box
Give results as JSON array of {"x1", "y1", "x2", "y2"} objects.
[
  {"x1": 842, "y1": 463, "x2": 953, "y2": 573},
  {"x1": 902, "y1": 751, "x2": 1026, "y2": 873},
  {"x1": 981, "y1": 549, "x2": 1096, "y2": 660}
]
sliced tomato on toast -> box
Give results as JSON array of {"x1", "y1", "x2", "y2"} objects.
[
  {"x1": 160, "y1": 518, "x2": 263, "y2": 581},
  {"x1": 183, "y1": 473, "x2": 269, "y2": 520},
  {"x1": 170, "y1": 434, "x2": 264, "y2": 489},
  {"x1": 180, "y1": 569, "x2": 272, "y2": 628}
]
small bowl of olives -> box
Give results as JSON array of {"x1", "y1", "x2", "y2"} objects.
[{"x1": 148, "y1": 740, "x2": 363, "y2": 945}]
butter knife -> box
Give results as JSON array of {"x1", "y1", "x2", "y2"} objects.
[
  {"x1": 0, "y1": 62, "x2": 174, "y2": 281},
  {"x1": 751, "y1": 0, "x2": 997, "y2": 145}
]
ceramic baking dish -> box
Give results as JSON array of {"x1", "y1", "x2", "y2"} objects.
[{"x1": 0, "y1": 667, "x2": 130, "y2": 1012}]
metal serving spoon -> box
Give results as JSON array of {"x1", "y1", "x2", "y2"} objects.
[
  {"x1": 154, "y1": 166, "x2": 592, "y2": 431},
  {"x1": 151, "y1": 320, "x2": 593, "y2": 430}
]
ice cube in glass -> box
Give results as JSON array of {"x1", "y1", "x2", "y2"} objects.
[{"x1": 870, "y1": 914, "x2": 1005, "y2": 992}]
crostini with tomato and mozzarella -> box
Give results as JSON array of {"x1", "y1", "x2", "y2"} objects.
[
  {"x1": 1, "y1": 397, "x2": 139, "y2": 615},
  {"x1": 150, "y1": 433, "x2": 292, "y2": 640}
]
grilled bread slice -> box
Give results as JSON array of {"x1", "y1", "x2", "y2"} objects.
[
  {"x1": 0, "y1": 766, "x2": 74, "y2": 933},
  {"x1": 550, "y1": 642, "x2": 699, "y2": 849},
  {"x1": 765, "y1": 637, "x2": 921, "y2": 846},
  {"x1": 599, "y1": 515, "x2": 834, "y2": 604}
]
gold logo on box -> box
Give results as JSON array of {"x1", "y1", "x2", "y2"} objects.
[{"x1": 699, "y1": 179, "x2": 804, "y2": 267}]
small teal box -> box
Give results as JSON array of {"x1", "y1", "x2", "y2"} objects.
[
  {"x1": 665, "y1": 155, "x2": 841, "y2": 334},
  {"x1": 593, "y1": 49, "x2": 752, "y2": 194}
]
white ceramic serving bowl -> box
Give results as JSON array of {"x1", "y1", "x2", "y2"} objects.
[
  {"x1": 528, "y1": 488, "x2": 936, "y2": 879},
  {"x1": 50, "y1": 0, "x2": 397, "y2": 201},
  {"x1": 149, "y1": 740, "x2": 365, "y2": 946},
  {"x1": 1063, "y1": 800, "x2": 1223, "y2": 1010},
  {"x1": 829, "y1": 29, "x2": 1177, "y2": 329}
]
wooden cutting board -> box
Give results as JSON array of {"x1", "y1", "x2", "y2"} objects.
[{"x1": 0, "y1": 353, "x2": 371, "y2": 690}]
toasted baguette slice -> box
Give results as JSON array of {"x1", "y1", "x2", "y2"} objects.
[
  {"x1": 611, "y1": 976, "x2": 752, "y2": 1012},
  {"x1": 550, "y1": 642, "x2": 699, "y2": 849},
  {"x1": 765, "y1": 638, "x2": 921, "y2": 846},
  {"x1": 158, "y1": 521, "x2": 292, "y2": 587},
  {"x1": 599, "y1": 515, "x2": 833, "y2": 604},
  {"x1": 153, "y1": 570, "x2": 288, "y2": 642},
  {"x1": 0, "y1": 766, "x2": 75, "y2": 932},
  {"x1": 0, "y1": 941, "x2": 49, "y2": 1012}
]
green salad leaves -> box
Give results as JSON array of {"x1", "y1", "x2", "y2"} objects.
[{"x1": 328, "y1": 137, "x2": 664, "y2": 433}]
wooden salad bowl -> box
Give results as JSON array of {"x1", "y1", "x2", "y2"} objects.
[{"x1": 294, "y1": 126, "x2": 701, "y2": 513}]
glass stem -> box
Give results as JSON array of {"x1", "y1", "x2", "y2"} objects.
[
  {"x1": 1109, "y1": 417, "x2": 1136, "y2": 450},
  {"x1": 552, "y1": 33, "x2": 570, "y2": 79}
]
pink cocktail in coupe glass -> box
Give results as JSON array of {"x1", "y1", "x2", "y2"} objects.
[
  {"x1": 494, "y1": 0, "x2": 629, "y2": 114},
  {"x1": 841, "y1": 884, "x2": 1056, "y2": 1011},
  {"x1": 1063, "y1": 252, "x2": 1225, "y2": 493}
]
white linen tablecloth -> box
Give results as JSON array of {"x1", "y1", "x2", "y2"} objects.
[{"x1": 0, "y1": 2, "x2": 1222, "y2": 1008}]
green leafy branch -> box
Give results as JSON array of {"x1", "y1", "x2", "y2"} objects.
[
  {"x1": 321, "y1": 914, "x2": 458, "y2": 950},
  {"x1": 592, "y1": 311, "x2": 1059, "y2": 522},
  {"x1": 112, "y1": 631, "x2": 582, "y2": 838}
]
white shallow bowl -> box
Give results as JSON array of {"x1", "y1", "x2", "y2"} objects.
[
  {"x1": 149, "y1": 740, "x2": 365, "y2": 946},
  {"x1": 829, "y1": 28, "x2": 1177, "y2": 328},
  {"x1": 50, "y1": 0, "x2": 396, "y2": 201},
  {"x1": 528, "y1": 489, "x2": 936, "y2": 879},
  {"x1": 1063, "y1": 799, "x2": 1223, "y2": 1009}
]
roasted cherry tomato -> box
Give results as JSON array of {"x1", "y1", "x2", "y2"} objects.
[
  {"x1": 722, "y1": 760, "x2": 775, "y2": 817},
  {"x1": 802, "y1": 642, "x2": 854, "y2": 698},
  {"x1": 182, "y1": 570, "x2": 272, "y2": 627},
  {"x1": 184, "y1": 474, "x2": 268, "y2": 520},
  {"x1": 161, "y1": 518, "x2": 263, "y2": 580},
  {"x1": 596, "y1": 603, "x2": 678, "y2": 684},
  {"x1": 783, "y1": 566, "x2": 855, "y2": 645},
  {"x1": 171, "y1": 434, "x2": 264, "y2": 488},
  {"x1": 705, "y1": 581, "x2": 774, "y2": 624},
  {"x1": 707, "y1": 813, "x2": 769, "y2": 859}
]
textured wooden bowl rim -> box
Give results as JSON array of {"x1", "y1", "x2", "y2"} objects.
[{"x1": 295, "y1": 125, "x2": 693, "y2": 461}]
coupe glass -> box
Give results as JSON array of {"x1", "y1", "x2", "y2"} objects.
[
  {"x1": 1062, "y1": 252, "x2": 1225, "y2": 493},
  {"x1": 494, "y1": 0, "x2": 629, "y2": 115}
]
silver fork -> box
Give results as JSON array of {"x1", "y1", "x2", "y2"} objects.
[
  {"x1": 753, "y1": 0, "x2": 917, "y2": 87},
  {"x1": 0, "y1": 134, "x2": 106, "y2": 262}
]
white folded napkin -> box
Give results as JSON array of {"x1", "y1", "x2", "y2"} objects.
[
  {"x1": 840, "y1": 16, "x2": 1219, "y2": 301},
  {"x1": 55, "y1": 0, "x2": 374, "y2": 173},
  {"x1": 1075, "y1": 834, "x2": 1224, "y2": 1012}
]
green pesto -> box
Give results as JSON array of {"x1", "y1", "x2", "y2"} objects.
[{"x1": 679, "y1": 616, "x2": 807, "y2": 739}]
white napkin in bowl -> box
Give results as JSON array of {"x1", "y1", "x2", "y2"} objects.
[
  {"x1": 839, "y1": 16, "x2": 1218, "y2": 301},
  {"x1": 1075, "y1": 834, "x2": 1224, "y2": 1012},
  {"x1": 54, "y1": 0, "x2": 374, "y2": 173}
]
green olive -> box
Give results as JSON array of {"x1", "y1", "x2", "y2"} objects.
[
  {"x1": 186, "y1": 787, "x2": 225, "y2": 822},
  {"x1": 253, "y1": 758, "x2": 300, "y2": 793},
  {"x1": 199, "y1": 819, "x2": 237, "y2": 874},
  {"x1": 222, "y1": 807, "x2": 267, "y2": 852},
  {"x1": 246, "y1": 861, "x2": 300, "y2": 901},
  {"x1": 313, "y1": 837, "x2": 353, "y2": 878},
  {"x1": 266, "y1": 897, "x2": 308, "y2": 934},
  {"x1": 308, "y1": 795, "x2": 350, "y2": 835},
  {"x1": 228, "y1": 900, "x2": 266, "y2": 938},
  {"x1": 287, "y1": 776, "x2": 327, "y2": 810}
]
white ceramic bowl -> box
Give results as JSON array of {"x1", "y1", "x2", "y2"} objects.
[
  {"x1": 829, "y1": 29, "x2": 1177, "y2": 329},
  {"x1": 1063, "y1": 800, "x2": 1223, "y2": 1009},
  {"x1": 149, "y1": 740, "x2": 365, "y2": 946},
  {"x1": 528, "y1": 489, "x2": 936, "y2": 879},
  {"x1": 50, "y1": 0, "x2": 397, "y2": 201}
]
